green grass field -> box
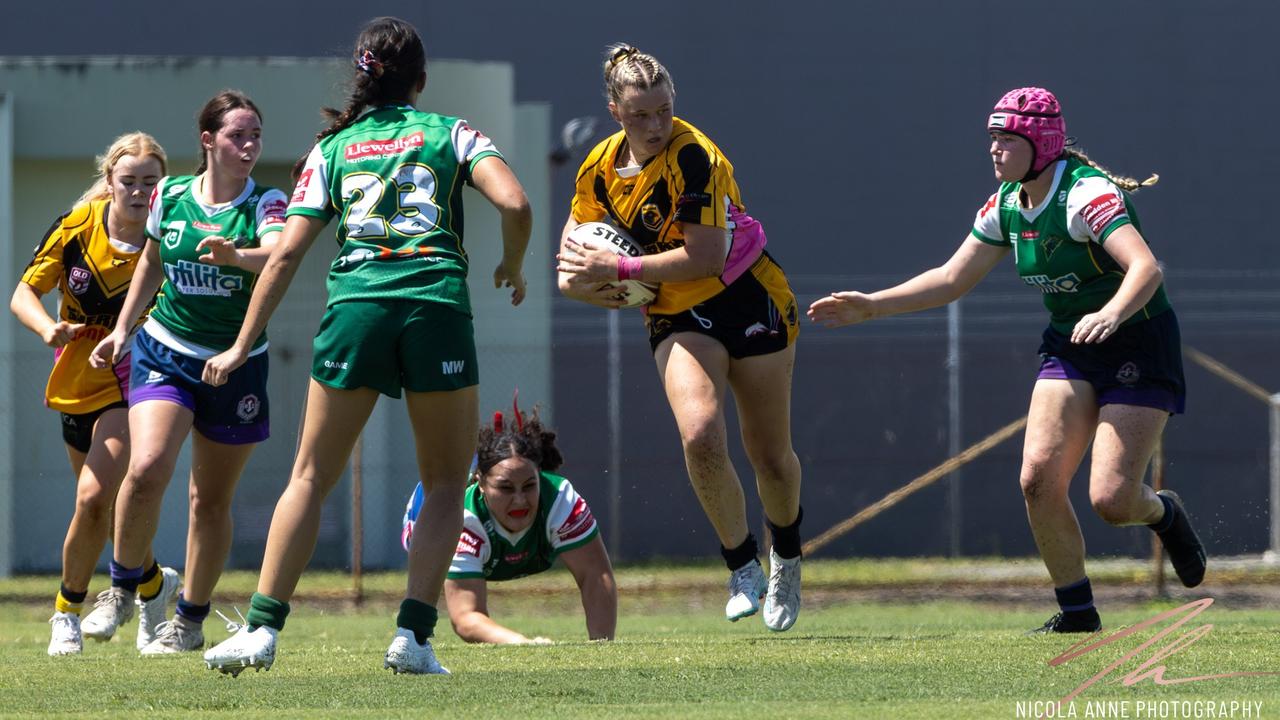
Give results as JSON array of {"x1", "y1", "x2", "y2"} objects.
[{"x1": 2, "y1": 560, "x2": 1277, "y2": 719}]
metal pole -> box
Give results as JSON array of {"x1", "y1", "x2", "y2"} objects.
[
  {"x1": 1150, "y1": 436, "x2": 1166, "y2": 595},
  {"x1": 607, "y1": 310, "x2": 623, "y2": 562},
  {"x1": 947, "y1": 300, "x2": 963, "y2": 557},
  {"x1": 351, "y1": 433, "x2": 364, "y2": 605},
  {"x1": 1267, "y1": 395, "x2": 1280, "y2": 564}
]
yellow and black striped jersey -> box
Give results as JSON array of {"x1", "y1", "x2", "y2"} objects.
[
  {"x1": 21, "y1": 200, "x2": 141, "y2": 413},
  {"x1": 571, "y1": 117, "x2": 766, "y2": 315}
]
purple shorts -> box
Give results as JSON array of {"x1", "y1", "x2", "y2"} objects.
[
  {"x1": 129, "y1": 326, "x2": 269, "y2": 444},
  {"x1": 1035, "y1": 309, "x2": 1185, "y2": 414}
]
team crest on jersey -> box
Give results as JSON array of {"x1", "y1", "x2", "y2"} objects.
[
  {"x1": 68, "y1": 267, "x2": 91, "y2": 295},
  {"x1": 1116, "y1": 362, "x2": 1140, "y2": 384},
  {"x1": 236, "y1": 394, "x2": 260, "y2": 422},
  {"x1": 162, "y1": 221, "x2": 186, "y2": 250},
  {"x1": 640, "y1": 203, "x2": 664, "y2": 232},
  {"x1": 1040, "y1": 234, "x2": 1064, "y2": 259}
]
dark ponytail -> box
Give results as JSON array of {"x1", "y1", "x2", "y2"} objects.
[{"x1": 291, "y1": 16, "x2": 427, "y2": 179}]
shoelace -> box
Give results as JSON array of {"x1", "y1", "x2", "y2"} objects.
[
  {"x1": 727, "y1": 564, "x2": 761, "y2": 595},
  {"x1": 152, "y1": 620, "x2": 194, "y2": 645},
  {"x1": 769, "y1": 562, "x2": 796, "y2": 600},
  {"x1": 214, "y1": 607, "x2": 247, "y2": 634},
  {"x1": 91, "y1": 588, "x2": 129, "y2": 612}
]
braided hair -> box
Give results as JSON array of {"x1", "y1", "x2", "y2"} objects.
[
  {"x1": 602, "y1": 43, "x2": 674, "y2": 103},
  {"x1": 1064, "y1": 147, "x2": 1159, "y2": 193},
  {"x1": 291, "y1": 16, "x2": 427, "y2": 179}
]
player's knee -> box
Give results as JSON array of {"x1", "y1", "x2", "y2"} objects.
[
  {"x1": 680, "y1": 423, "x2": 726, "y2": 463},
  {"x1": 73, "y1": 484, "x2": 113, "y2": 524},
  {"x1": 1019, "y1": 461, "x2": 1058, "y2": 503},
  {"x1": 189, "y1": 487, "x2": 233, "y2": 524},
  {"x1": 747, "y1": 447, "x2": 798, "y2": 485},
  {"x1": 1090, "y1": 488, "x2": 1136, "y2": 526}
]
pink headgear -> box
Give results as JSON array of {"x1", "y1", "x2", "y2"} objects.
[{"x1": 988, "y1": 87, "x2": 1066, "y2": 177}]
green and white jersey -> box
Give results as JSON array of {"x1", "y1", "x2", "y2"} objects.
[
  {"x1": 144, "y1": 175, "x2": 286, "y2": 356},
  {"x1": 970, "y1": 157, "x2": 1171, "y2": 334},
  {"x1": 287, "y1": 105, "x2": 504, "y2": 312},
  {"x1": 447, "y1": 472, "x2": 599, "y2": 582}
]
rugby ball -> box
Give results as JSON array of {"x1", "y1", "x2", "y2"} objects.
[{"x1": 567, "y1": 222, "x2": 658, "y2": 308}]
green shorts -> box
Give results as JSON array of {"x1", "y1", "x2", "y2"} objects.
[{"x1": 311, "y1": 299, "x2": 479, "y2": 397}]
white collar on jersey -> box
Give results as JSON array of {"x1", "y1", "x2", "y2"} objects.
[
  {"x1": 616, "y1": 164, "x2": 643, "y2": 178},
  {"x1": 489, "y1": 518, "x2": 533, "y2": 546},
  {"x1": 192, "y1": 175, "x2": 257, "y2": 216},
  {"x1": 355, "y1": 103, "x2": 415, "y2": 120},
  {"x1": 1017, "y1": 160, "x2": 1068, "y2": 223}
]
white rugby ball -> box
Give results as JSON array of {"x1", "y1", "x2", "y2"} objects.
[{"x1": 567, "y1": 221, "x2": 658, "y2": 308}]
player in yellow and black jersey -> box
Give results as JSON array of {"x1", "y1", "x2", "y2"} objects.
[
  {"x1": 10, "y1": 133, "x2": 176, "y2": 656},
  {"x1": 558, "y1": 44, "x2": 804, "y2": 632}
]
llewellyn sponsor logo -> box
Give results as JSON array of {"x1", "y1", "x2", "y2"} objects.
[{"x1": 345, "y1": 131, "x2": 425, "y2": 162}]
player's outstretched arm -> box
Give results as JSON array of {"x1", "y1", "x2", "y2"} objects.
[
  {"x1": 809, "y1": 235, "x2": 1009, "y2": 328},
  {"x1": 471, "y1": 155, "x2": 531, "y2": 306},
  {"x1": 443, "y1": 578, "x2": 542, "y2": 644},
  {"x1": 202, "y1": 215, "x2": 326, "y2": 386},
  {"x1": 561, "y1": 535, "x2": 617, "y2": 641}
]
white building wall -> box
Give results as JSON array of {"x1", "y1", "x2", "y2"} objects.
[{"x1": 0, "y1": 58, "x2": 552, "y2": 574}]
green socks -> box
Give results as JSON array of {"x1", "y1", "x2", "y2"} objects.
[
  {"x1": 396, "y1": 598, "x2": 439, "y2": 644},
  {"x1": 246, "y1": 592, "x2": 291, "y2": 632}
]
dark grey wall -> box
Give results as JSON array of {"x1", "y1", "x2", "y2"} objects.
[{"x1": 6, "y1": 0, "x2": 1277, "y2": 562}]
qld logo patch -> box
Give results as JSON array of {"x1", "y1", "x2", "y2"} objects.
[
  {"x1": 236, "y1": 394, "x2": 260, "y2": 422},
  {"x1": 68, "y1": 267, "x2": 91, "y2": 295}
]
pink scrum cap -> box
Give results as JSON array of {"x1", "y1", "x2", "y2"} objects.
[{"x1": 988, "y1": 87, "x2": 1066, "y2": 175}]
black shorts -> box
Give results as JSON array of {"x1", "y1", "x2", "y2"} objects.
[
  {"x1": 1036, "y1": 308, "x2": 1186, "y2": 414},
  {"x1": 646, "y1": 252, "x2": 799, "y2": 359},
  {"x1": 60, "y1": 401, "x2": 128, "y2": 454}
]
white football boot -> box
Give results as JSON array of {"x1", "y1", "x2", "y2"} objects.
[
  {"x1": 762, "y1": 548, "x2": 801, "y2": 632},
  {"x1": 81, "y1": 587, "x2": 135, "y2": 641},
  {"x1": 725, "y1": 559, "x2": 767, "y2": 621},
  {"x1": 141, "y1": 615, "x2": 205, "y2": 655},
  {"x1": 384, "y1": 628, "x2": 450, "y2": 675},
  {"x1": 48, "y1": 612, "x2": 83, "y2": 656},
  {"x1": 204, "y1": 624, "x2": 278, "y2": 677},
  {"x1": 136, "y1": 567, "x2": 181, "y2": 650}
]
